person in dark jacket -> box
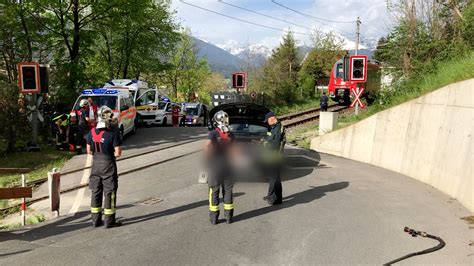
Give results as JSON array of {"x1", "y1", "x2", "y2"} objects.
[
  {"x1": 86, "y1": 106, "x2": 122, "y2": 228},
  {"x1": 262, "y1": 112, "x2": 285, "y2": 205},
  {"x1": 320, "y1": 92, "x2": 329, "y2": 111}
]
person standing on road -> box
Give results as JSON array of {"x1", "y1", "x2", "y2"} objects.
[
  {"x1": 262, "y1": 112, "x2": 285, "y2": 205},
  {"x1": 172, "y1": 105, "x2": 180, "y2": 127},
  {"x1": 87, "y1": 106, "x2": 122, "y2": 228},
  {"x1": 204, "y1": 110, "x2": 236, "y2": 224},
  {"x1": 320, "y1": 92, "x2": 329, "y2": 112}
]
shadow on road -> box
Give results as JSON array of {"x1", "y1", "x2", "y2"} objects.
[
  {"x1": 121, "y1": 192, "x2": 246, "y2": 226},
  {"x1": 122, "y1": 127, "x2": 208, "y2": 151},
  {"x1": 0, "y1": 249, "x2": 32, "y2": 257},
  {"x1": 234, "y1": 181, "x2": 349, "y2": 223},
  {"x1": 0, "y1": 204, "x2": 135, "y2": 244}
]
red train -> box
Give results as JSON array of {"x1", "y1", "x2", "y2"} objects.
[{"x1": 328, "y1": 58, "x2": 381, "y2": 105}]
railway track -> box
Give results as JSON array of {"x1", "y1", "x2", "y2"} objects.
[
  {"x1": 0, "y1": 139, "x2": 203, "y2": 216},
  {"x1": 280, "y1": 104, "x2": 349, "y2": 129}
]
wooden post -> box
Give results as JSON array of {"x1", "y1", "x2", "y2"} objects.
[{"x1": 21, "y1": 174, "x2": 26, "y2": 226}]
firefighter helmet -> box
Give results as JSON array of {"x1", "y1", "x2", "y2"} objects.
[
  {"x1": 79, "y1": 99, "x2": 89, "y2": 107},
  {"x1": 96, "y1": 105, "x2": 114, "y2": 129},
  {"x1": 213, "y1": 110, "x2": 230, "y2": 132}
]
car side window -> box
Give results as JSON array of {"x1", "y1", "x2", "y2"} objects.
[
  {"x1": 166, "y1": 103, "x2": 172, "y2": 112},
  {"x1": 146, "y1": 91, "x2": 155, "y2": 104}
]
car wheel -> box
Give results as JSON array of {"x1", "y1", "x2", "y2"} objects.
[{"x1": 162, "y1": 117, "x2": 167, "y2": 126}]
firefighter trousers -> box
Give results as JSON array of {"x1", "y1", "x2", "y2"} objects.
[
  {"x1": 208, "y1": 178, "x2": 234, "y2": 221},
  {"x1": 89, "y1": 157, "x2": 118, "y2": 226}
]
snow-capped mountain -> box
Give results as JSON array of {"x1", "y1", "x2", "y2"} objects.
[
  {"x1": 216, "y1": 40, "x2": 246, "y2": 56},
  {"x1": 218, "y1": 42, "x2": 272, "y2": 58}
]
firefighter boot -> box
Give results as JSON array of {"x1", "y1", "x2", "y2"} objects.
[
  {"x1": 224, "y1": 209, "x2": 234, "y2": 224},
  {"x1": 91, "y1": 213, "x2": 103, "y2": 227},
  {"x1": 104, "y1": 214, "x2": 122, "y2": 228},
  {"x1": 209, "y1": 211, "x2": 219, "y2": 225}
]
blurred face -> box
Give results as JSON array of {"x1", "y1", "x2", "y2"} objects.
[
  {"x1": 87, "y1": 97, "x2": 93, "y2": 104},
  {"x1": 267, "y1": 116, "x2": 277, "y2": 126}
]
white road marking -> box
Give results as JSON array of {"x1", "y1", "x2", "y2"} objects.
[{"x1": 68, "y1": 155, "x2": 92, "y2": 215}]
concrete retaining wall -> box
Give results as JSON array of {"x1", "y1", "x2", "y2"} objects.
[{"x1": 311, "y1": 79, "x2": 473, "y2": 212}]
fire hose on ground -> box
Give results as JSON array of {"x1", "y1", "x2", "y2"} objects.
[{"x1": 384, "y1": 226, "x2": 446, "y2": 265}]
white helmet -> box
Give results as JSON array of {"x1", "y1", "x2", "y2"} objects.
[
  {"x1": 213, "y1": 110, "x2": 230, "y2": 133},
  {"x1": 79, "y1": 99, "x2": 89, "y2": 107},
  {"x1": 96, "y1": 105, "x2": 114, "y2": 129}
]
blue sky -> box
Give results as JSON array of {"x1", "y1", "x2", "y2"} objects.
[{"x1": 171, "y1": 0, "x2": 394, "y2": 49}]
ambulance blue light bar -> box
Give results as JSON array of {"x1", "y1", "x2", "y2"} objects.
[{"x1": 82, "y1": 89, "x2": 118, "y2": 95}]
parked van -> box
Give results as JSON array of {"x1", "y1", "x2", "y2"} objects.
[
  {"x1": 71, "y1": 88, "x2": 137, "y2": 139},
  {"x1": 182, "y1": 103, "x2": 209, "y2": 126}
]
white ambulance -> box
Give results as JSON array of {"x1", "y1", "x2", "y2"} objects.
[
  {"x1": 103, "y1": 79, "x2": 149, "y2": 101},
  {"x1": 71, "y1": 88, "x2": 137, "y2": 140}
]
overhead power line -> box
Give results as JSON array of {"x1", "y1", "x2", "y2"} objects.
[
  {"x1": 218, "y1": 0, "x2": 312, "y2": 31},
  {"x1": 270, "y1": 0, "x2": 354, "y2": 36},
  {"x1": 360, "y1": 22, "x2": 386, "y2": 36},
  {"x1": 180, "y1": 0, "x2": 311, "y2": 36},
  {"x1": 271, "y1": 0, "x2": 356, "y2": 24}
]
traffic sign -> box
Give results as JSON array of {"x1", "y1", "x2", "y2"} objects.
[
  {"x1": 350, "y1": 87, "x2": 365, "y2": 109},
  {"x1": 250, "y1": 91, "x2": 257, "y2": 98}
]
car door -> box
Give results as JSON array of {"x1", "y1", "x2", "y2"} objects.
[{"x1": 165, "y1": 103, "x2": 173, "y2": 125}]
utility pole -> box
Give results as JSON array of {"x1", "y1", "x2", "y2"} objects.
[{"x1": 355, "y1": 17, "x2": 361, "y2": 115}]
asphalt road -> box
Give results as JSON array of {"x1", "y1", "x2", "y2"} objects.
[{"x1": 0, "y1": 127, "x2": 472, "y2": 265}]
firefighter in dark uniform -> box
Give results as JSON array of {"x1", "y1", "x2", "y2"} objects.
[
  {"x1": 262, "y1": 112, "x2": 285, "y2": 205},
  {"x1": 320, "y1": 92, "x2": 329, "y2": 111},
  {"x1": 86, "y1": 106, "x2": 122, "y2": 228},
  {"x1": 204, "y1": 110, "x2": 235, "y2": 224}
]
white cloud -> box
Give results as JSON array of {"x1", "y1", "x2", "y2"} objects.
[{"x1": 171, "y1": 0, "x2": 394, "y2": 49}]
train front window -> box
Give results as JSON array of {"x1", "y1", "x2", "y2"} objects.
[{"x1": 336, "y1": 63, "x2": 344, "y2": 78}]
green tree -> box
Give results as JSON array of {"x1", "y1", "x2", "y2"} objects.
[
  {"x1": 259, "y1": 31, "x2": 300, "y2": 104},
  {"x1": 29, "y1": 0, "x2": 117, "y2": 103},
  {"x1": 158, "y1": 30, "x2": 210, "y2": 102},
  {"x1": 299, "y1": 30, "x2": 346, "y2": 98},
  {"x1": 92, "y1": 0, "x2": 178, "y2": 80}
]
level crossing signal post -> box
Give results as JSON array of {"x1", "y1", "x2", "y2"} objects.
[{"x1": 17, "y1": 62, "x2": 49, "y2": 149}]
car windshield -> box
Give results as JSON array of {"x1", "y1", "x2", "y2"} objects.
[
  {"x1": 185, "y1": 107, "x2": 199, "y2": 116},
  {"x1": 74, "y1": 96, "x2": 117, "y2": 110},
  {"x1": 157, "y1": 102, "x2": 167, "y2": 110},
  {"x1": 229, "y1": 124, "x2": 267, "y2": 135}
]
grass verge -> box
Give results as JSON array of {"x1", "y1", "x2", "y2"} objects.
[
  {"x1": 0, "y1": 145, "x2": 74, "y2": 188},
  {"x1": 286, "y1": 124, "x2": 319, "y2": 149},
  {"x1": 0, "y1": 145, "x2": 74, "y2": 209},
  {"x1": 339, "y1": 52, "x2": 474, "y2": 127},
  {"x1": 0, "y1": 213, "x2": 46, "y2": 231}
]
